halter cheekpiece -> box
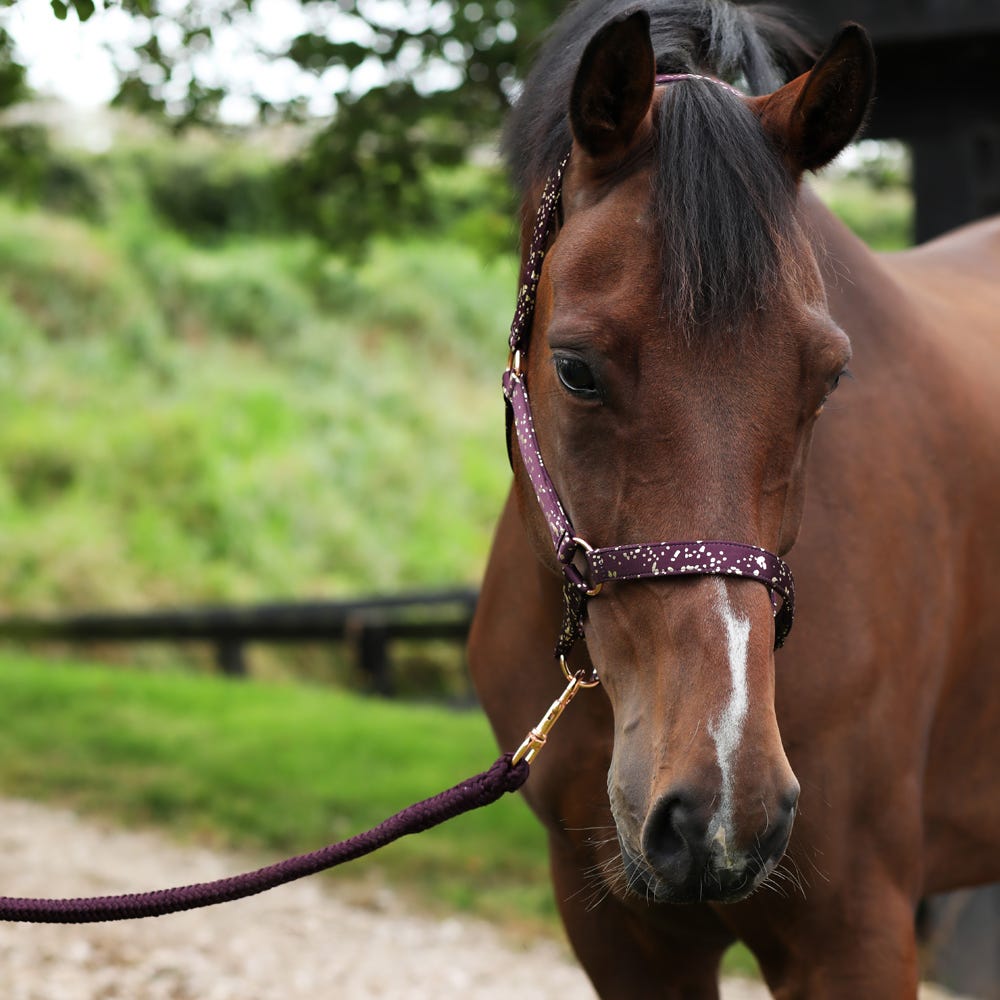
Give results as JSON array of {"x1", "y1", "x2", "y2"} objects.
[{"x1": 502, "y1": 73, "x2": 795, "y2": 657}]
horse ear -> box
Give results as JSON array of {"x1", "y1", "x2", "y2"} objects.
[
  {"x1": 570, "y1": 8, "x2": 655, "y2": 161},
  {"x1": 749, "y1": 23, "x2": 875, "y2": 177}
]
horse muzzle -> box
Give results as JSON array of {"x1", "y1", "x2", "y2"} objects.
[{"x1": 615, "y1": 782, "x2": 799, "y2": 904}]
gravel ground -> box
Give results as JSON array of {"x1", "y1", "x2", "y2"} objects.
[{"x1": 0, "y1": 799, "x2": 965, "y2": 999}]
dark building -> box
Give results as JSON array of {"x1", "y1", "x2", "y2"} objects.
[{"x1": 782, "y1": 1, "x2": 1000, "y2": 242}]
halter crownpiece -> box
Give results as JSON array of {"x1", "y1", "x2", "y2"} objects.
[
  {"x1": 503, "y1": 73, "x2": 794, "y2": 653},
  {"x1": 654, "y1": 72, "x2": 744, "y2": 95}
]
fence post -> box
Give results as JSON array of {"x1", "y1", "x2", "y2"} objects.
[
  {"x1": 215, "y1": 640, "x2": 247, "y2": 678},
  {"x1": 357, "y1": 624, "x2": 392, "y2": 696}
]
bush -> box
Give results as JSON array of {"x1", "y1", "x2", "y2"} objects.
[
  {"x1": 0, "y1": 201, "x2": 165, "y2": 345},
  {"x1": 0, "y1": 123, "x2": 106, "y2": 220},
  {"x1": 139, "y1": 239, "x2": 316, "y2": 346},
  {"x1": 132, "y1": 143, "x2": 286, "y2": 239},
  {"x1": 0, "y1": 188, "x2": 514, "y2": 626}
]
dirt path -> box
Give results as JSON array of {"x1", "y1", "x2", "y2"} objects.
[{"x1": 0, "y1": 799, "x2": 964, "y2": 999}]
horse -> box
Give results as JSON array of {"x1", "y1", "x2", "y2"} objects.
[{"x1": 467, "y1": 1, "x2": 1000, "y2": 995}]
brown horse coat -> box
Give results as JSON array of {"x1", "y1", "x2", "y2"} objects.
[{"x1": 469, "y1": 5, "x2": 1000, "y2": 997}]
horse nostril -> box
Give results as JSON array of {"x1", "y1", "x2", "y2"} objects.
[
  {"x1": 785, "y1": 784, "x2": 800, "y2": 815},
  {"x1": 758, "y1": 785, "x2": 799, "y2": 861},
  {"x1": 641, "y1": 792, "x2": 706, "y2": 874},
  {"x1": 782, "y1": 785, "x2": 800, "y2": 825}
]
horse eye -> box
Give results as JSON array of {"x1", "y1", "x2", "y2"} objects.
[
  {"x1": 816, "y1": 367, "x2": 852, "y2": 417},
  {"x1": 830, "y1": 367, "x2": 852, "y2": 395},
  {"x1": 554, "y1": 356, "x2": 599, "y2": 398}
]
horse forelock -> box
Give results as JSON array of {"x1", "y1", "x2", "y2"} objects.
[
  {"x1": 651, "y1": 79, "x2": 800, "y2": 336},
  {"x1": 503, "y1": 0, "x2": 816, "y2": 337}
]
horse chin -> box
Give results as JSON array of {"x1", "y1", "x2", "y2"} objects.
[{"x1": 616, "y1": 837, "x2": 770, "y2": 906}]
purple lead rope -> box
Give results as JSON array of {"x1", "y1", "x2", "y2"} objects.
[{"x1": 0, "y1": 755, "x2": 528, "y2": 923}]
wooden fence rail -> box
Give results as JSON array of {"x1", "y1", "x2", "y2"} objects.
[{"x1": 0, "y1": 587, "x2": 479, "y2": 696}]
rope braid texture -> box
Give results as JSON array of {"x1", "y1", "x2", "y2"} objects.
[{"x1": 0, "y1": 754, "x2": 528, "y2": 924}]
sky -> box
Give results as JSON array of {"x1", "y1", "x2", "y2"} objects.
[
  {"x1": 4, "y1": 0, "x2": 136, "y2": 109},
  {"x1": 0, "y1": 0, "x2": 415, "y2": 123}
]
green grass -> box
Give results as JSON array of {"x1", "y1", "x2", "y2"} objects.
[
  {"x1": 0, "y1": 196, "x2": 516, "y2": 620},
  {"x1": 0, "y1": 649, "x2": 761, "y2": 973},
  {"x1": 813, "y1": 175, "x2": 913, "y2": 250},
  {"x1": 0, "y1": 650, "x2": 554, "y2": 928}
]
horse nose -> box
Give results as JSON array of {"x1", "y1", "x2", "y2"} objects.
[
  {"x1": 640, "y1": 790, "x2": 708, "y2": 883},
  {"x1": 640, "y1": 783, "x2": 799, "y2": 892}
]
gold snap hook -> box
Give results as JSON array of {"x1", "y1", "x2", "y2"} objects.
[{"x1": 511, "y1": 657, "x2": 600, "y2": 766}]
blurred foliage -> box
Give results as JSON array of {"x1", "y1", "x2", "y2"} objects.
[
  {"x1": 814, "y1": 176, "x2": 914, "y2": 250},
  {"x1": 0, "y1": 116, "x2": 518, "y2": 257},
  {"x1": 0, "y1": 149, "x2": 518, "y2": 628},
  {"x1": 0, "y1": 26, "x2": 26, "y2": 108},
  {"x1": 253, "y1": 0, "x2": 560, "y2": 245},
  {"x1": 0, "y1": 0, "x2": 565, "y2": 249},
  {"x1": 841, "y1": 138, "x2": 911, "y2": 191},
  {"x1": 0, "y1": 123, "x2": 106, "y2": 217},
  {"x1": 109, "y1": 0, "x2": 563, "y2": 126},
  {"x1": 0, "y1": 1, "x2": 916, "y2": 254},
  {"x1": 134, "y1": 144, "x2": 283, "y2": 239}
]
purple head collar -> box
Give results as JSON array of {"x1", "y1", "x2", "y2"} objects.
[
  {"x1": 502, "y1": 72, "x2": 795, "y2": 652},
  {"x1": 654, "y1": 72, "x2": 744, "y2": 95}
]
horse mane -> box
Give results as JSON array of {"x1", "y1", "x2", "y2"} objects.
[{"x1": 503, "y1": 0, "x2": 818, "y2": 332}]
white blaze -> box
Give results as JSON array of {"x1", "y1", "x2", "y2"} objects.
[{"x1": 707, "y1": 578, "x2": 751, "y2": 860}]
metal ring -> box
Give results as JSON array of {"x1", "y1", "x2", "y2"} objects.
[
  {"x1": 560, "y1": 654, "x2": 600, "y2": 688},
  {"x1": 570, "y1": 536, "x2": 603, "y2": 597}
]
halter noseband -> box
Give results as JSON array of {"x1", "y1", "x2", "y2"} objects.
[{"x1": 502, "y1": 74, "x2": 794, "y2": 656}]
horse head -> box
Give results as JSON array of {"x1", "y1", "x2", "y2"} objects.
[{"x1": 510, "y1": 10, "x2": 874, "y2": 904}]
